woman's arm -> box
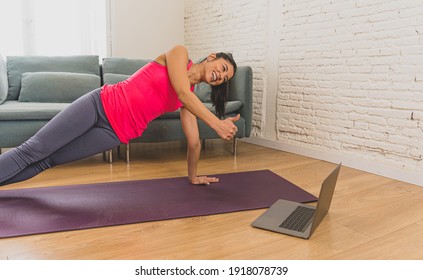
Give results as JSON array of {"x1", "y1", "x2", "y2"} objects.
[
  {"x1": 165, "y1": 45, "x2": 239, "y2": 140},
  {"x1": 180, "y1": 107, "x2": 219, "y2": 185}
]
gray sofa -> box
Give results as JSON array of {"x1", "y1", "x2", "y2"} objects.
[{"x1": 0, "y1": 55, "x2": 252, "y2": 162}]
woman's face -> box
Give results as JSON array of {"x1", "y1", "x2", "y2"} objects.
[{"x1": 204, "y1": 55, "x2": 235, "y2": 86}]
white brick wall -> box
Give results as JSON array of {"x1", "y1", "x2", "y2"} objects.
[
  {"x1": 279, "y1": 0, "x2": 423, "y2": 174},
  {"x1": 185, "y1": 0, "x2": 423, "y2": 184}
]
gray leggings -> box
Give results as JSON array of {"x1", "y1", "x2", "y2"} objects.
[{"x1": 0, "y1": 88, "x2": 121, "y2": 186}]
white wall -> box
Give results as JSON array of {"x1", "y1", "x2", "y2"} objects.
[
  {"x1": 108, "y1": 0, "x2": 184, "y2": 58},
  {"x1": 185, "y1": 0, "x2": 423, "y2": 186}
]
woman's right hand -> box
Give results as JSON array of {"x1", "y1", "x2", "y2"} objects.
[
  {"x1": 215, "y1": 114, "x2": 240, "y2": 140},
  {"x1": 190, "y1": 176, "x2": 220, "y2": 186}
]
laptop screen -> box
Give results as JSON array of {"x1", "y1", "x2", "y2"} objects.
[{"x1": 309, "y1": 163, "x2": 341, "y2": 235}]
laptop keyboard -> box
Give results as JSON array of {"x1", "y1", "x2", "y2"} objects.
[{"x1": 279, "y1": 206, "x2": 315, "y2": 233}]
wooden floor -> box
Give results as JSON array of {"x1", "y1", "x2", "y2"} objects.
[{"x1": 1, "y1": 140, "x2": 423, "y2": 260}]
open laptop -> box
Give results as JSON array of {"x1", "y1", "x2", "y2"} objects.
[{"x1": 251, "y1": 163, "x2": 341, "y2": 239}]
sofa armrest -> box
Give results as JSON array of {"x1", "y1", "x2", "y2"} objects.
[{"x1": 228, "y1": 66, "x2": 253, "y2": 137}]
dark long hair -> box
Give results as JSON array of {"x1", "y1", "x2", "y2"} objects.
[{"x1": 210, "y1": 53, "x2": 237, "y2": 119}]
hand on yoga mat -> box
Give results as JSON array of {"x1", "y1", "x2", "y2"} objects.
[{"x1": 189, "y1": 176, "x2": 220, "y2": 186}]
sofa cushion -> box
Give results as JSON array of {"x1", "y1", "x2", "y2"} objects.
[
  {"x1": 103, "y1": 73, "x2": 130, "y2": 85},
  {"x1": 102, "y1": 58, "x2": 151, "y2": 75},
  {"x1": 6, "y1": 55, "x2": 100, "y2": 100},
  {"x1": 18, "y1": 72, "x2": 100, "y2": 103},
  {"x1": 0, "y1": 101, "x2": 68, "y2": 120},
  {"x1": 194, "y1": 82, "x2": 211, "y2": 102},
  {"x1": 0, "y1": 54, "x2": 7, "y2": 105},
  {"x1": 205, "y1": 100, "x2": 242, "y2": 115}
]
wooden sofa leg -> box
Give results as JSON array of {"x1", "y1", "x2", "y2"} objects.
[
  {"x1": 232, "y1": 137, "x2": 238, "y2": 156},
  {"x1": 125, "y1": 143, "x2": 130, "y2": 163},
  {"x1": 117, "y1": 144, "x2": 130, "y2": 163},
  {"x1": 109, "y1": 149, "x2": 113, "y2": 163},
  {"x1": 114, "y1": 143, "x2": 130, "y2": 163},
  {"x1": 103, "y1": 149, "x2": 113, "y2": 164}
]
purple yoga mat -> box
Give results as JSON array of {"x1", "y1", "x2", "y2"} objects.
[{"x1": 0, "y1": 170, "x2": 317, "y2": 238}]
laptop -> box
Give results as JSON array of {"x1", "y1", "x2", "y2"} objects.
[{"x1": 251, "y1": 163, "x2": 341, "y2": 239}]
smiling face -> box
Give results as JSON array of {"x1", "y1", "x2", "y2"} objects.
[{"x1": 204, "y1": 54, "x2": 235, "y2": 86}]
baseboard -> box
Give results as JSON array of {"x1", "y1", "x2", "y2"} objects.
[{"x1": 241, "y1": 137, "x2": 423, "y2": 187}]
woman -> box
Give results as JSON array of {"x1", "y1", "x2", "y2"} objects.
[{"x1": 0, "y1": 45, "x2": 239, "y2": 186}]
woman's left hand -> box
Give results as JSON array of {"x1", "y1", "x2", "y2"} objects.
[{"x1": 190, "y1": 176, "x2": 219, "y2": 186}]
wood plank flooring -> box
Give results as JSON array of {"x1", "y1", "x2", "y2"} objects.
[{"x1": 1, "y1": 140, "x2": 422, "y2": 260}]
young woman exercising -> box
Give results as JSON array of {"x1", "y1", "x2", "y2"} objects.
[{"x1": 0, "y1": 45, "x2": 239, "y2": 186}]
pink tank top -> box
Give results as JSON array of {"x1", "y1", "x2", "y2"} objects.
[{"x1": 100, "y1": 60, "x2": 194, "y2": 143}]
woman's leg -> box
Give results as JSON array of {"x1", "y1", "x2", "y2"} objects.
[
  {"x1": 0, "y1": 89, "x2": 119, "y2": 185},
  {"x1": 0, "y1": 125, "x2": 120, "y2": 185}
]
